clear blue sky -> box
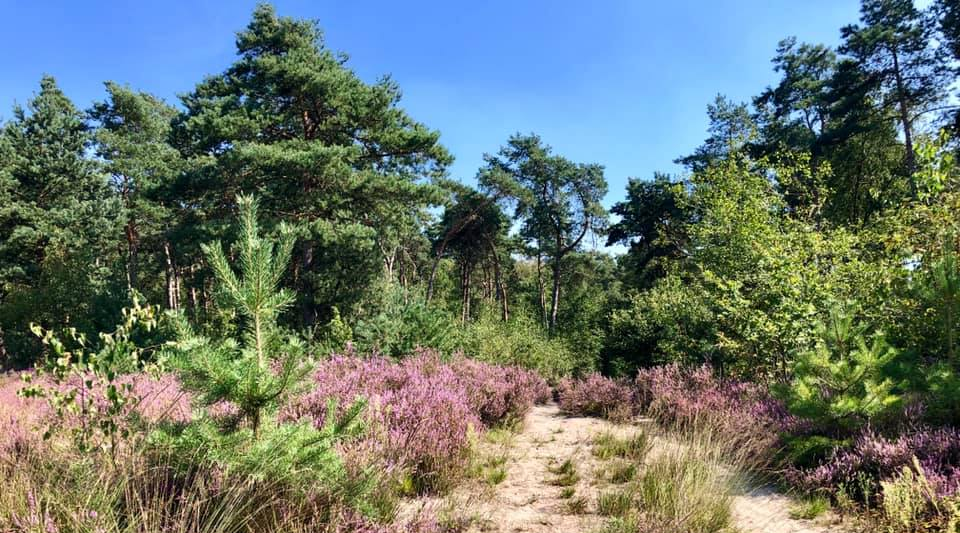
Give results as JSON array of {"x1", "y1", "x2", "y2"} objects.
[{"x1": 0, "y1": 0, "x2": 864, "y2": 210}]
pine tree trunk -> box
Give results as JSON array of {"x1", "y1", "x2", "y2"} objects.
[
  {"x1": 125, "y1": 218, "x2": 139, "y2": 292},
  {"x1": 487, "y1": 238, "x2": 509, "y2": 322},
  {"x1": 891, "y1": 46, "x2": 917, "y2": 194},
  {"x1": 0, "y1": 325, "x2": 6, "y2": 366},
  {"x1": 460, "y1": 261, "x2": 472, "y2": 324},
  {"x1": 299, "y1": 244, "x2": 316, "y2": 327},
  {"x1": 536, "y1": 250, "x2": 547, "y2": 327},
  {"x1": 549, "y1": 258, "x2": 561, "y2": 332},
  {"x1": 163, "y1": 241, "x2": 179, "y2": 310}
]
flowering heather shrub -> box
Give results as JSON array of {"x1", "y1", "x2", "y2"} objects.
[
  {"x1": 635, "y1": 364, "x2": 798, "y2": 462},
  {"x1": 556, "y1": 373, "x2": 636, "y2": 423},
  {"x1": 447, "y1": 354, "x2": 551, "y2": 425},
  {"x1": 284, "y1": 349, "x2": 547, "y2": 492},
  {"x1": 0, "y1": 371, "x2": 191, "y2": 463},
  {"x1": 0, "y1": 375, "x2": 42, "y2": 460},
  {"x1": 787, "y1": 427, "x2": 960, "y2": 500}
]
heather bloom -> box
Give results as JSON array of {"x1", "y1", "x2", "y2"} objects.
[
  {"x1": 283, "y1": 350, "x2": 548, "y2": 492},
  {"x1": 635, "y1": 364, "x2": 799, "y2": 461},
  {"x1": 788, "y1": 427, "x2": 960, "y2": 500},
  {"x1": 556, "y1": 373, "x2": 636, "y2": 422}
]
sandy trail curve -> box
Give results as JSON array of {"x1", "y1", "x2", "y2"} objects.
[{"x1": 406, "y1": 403, "x2": 843, "y2": 533}]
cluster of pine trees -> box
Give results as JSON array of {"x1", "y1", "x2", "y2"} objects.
[{"x1": 2, "y1": 0, "x2": 960, "y2": 389}]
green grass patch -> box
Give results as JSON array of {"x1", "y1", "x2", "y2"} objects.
[
  {"x1": 548, "y1": 458, "x2": 580, "y2": 487},
  {"x1": 607, "y1": 461, "x2": 638, "y2": 484},
  {"x1": 597, "y1": 489, "x2": 635, "y2": 517},
  {"x1": 592, "y1": 431, "x2": 652, "y2": 462},
  {"x1": 789, "y1": 495, "x2": 830, "y2": 520}
]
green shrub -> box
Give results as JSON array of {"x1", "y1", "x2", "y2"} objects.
[
  {"x1": 353, "y1": 282, "x2": 457, "y2": 357},
  {"x1": 457, "y1": 308, "x2": 587, "y2": 381},
  {"x1": 603, "y1": 275, "x2": 716, "y2": 377},
  {"x1": 880, "y1": 458, "x2": 939, "y2": 532}
]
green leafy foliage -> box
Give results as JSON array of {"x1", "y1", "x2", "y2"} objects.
[
  {"x1": 19, "y1": 297, "x2": 161, "y2": 456},
  {"x1": 456, "y1": 308, "x2": 586, "y2": 381}
]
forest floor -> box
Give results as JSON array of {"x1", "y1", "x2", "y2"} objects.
[{"x1": 403, "y1": 403, "x2": 846, "y2": 533}]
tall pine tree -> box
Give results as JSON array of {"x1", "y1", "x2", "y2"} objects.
[
  {"x1": 0, "y1": 76, "x2": 123, "y2": 366},
  {"x1": 174, "y1": 4, "x2": 451, "y2": 327}
]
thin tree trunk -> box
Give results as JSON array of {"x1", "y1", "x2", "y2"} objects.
[
  {"x1": 0, "y1": 325, "x2": 6, "y2": 366},
  {"x1": 427, "y1": 192, "x2": 502, "y2": 302},
  {"x1": 536, "y1": 249, "x2": 547, "y2": 327},
  {"x1": 163, "y1": 242, "x2": 179, "y2": 310},
  {"x1": 299, "y1": 244, "x2": 316, "y2": 327},
  {"x1": 549, "y1": 258, "x2": 561, "y2": 332},
  {"x1": 460, "y1": 261, "x2": 473, "y2": 324},
  {"x1": 124, "y1": 218, "x2": 139, "y2": 292},
  {"x1": 486, "y1": 238, "x2": 509, "y2": 322},
  {"x1": 891, "y1": 46, "x2": 916, "y2": 193}
]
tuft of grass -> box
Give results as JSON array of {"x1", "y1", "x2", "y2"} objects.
[
  {"x1": 485, "y1": 467, "x2": 507, "y2": 485},
  {"x1": 565, "y1": 496, "x2": 589, "y2": 514},
  {"x1": 593, "y1": 516, "x2": 641, "y2": 533},
  {"x1": 559, "y1": 486, "x2": 577, "y2": 499},
  {"x1": 484, "y1": 427, "x2": 516, "y2": 446},
  {"x1": 607, "y1": 461, "x2": 638, "y2": 484},
  {"x1": 635, "y1": 429, "x2": 744, "y2": 533},
  {"x1": 470, "y1": 452, "x2": 509, "y2": 486},
  {"x1": 548, "y1": 458, "x2": 580, "y2": 487},
  {"x1": 592, "y1": 431, "x2": 652, "y2": 462},
  {"x1": 597, "y1": 489, "x2": 635, "y2": 517},
  {"x1": 789, "y1": 495, "x2": 830, "y2": 520}
]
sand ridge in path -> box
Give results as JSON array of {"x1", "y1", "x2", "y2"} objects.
[{"x1": 413, "y1": 402, "x2": 844, "y2": 533}]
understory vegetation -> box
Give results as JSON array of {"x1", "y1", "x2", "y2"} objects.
[{"x1": 4, "y1": 0, "x2": 960, "y2": 531}]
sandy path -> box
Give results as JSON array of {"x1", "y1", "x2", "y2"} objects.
[
  {"x1": 419, "y1": 403, "x2": 619, "y2": 532},
  {"x1": 732, "y1": 486, "x2": 840, "y2": 533},
  {"x1": 407, "y1": 403, "x2": 842, "y2": 533}
]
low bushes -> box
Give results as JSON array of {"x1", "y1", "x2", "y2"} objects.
[
  {"x1": 635, "y1": 364, "x2": 797, "y2": 465},
  {"x1": 456, "y1": 310, "x2": 589, "y2": 382},
  {"x1": 283, "y1": 348, "x2": 549, "y2": 493},
  {"x1": 556, "y1": 373, "x2": 635, "y2": 423},
  {"x1": 627, "y1": 363, "x2": 960, "y2": 530},
  {"x1": 2, "y1": 347, "x2": 550, "y2": 532},
  {"x1": 787, "y1": 427, "x2": 960, "y2": 501}
]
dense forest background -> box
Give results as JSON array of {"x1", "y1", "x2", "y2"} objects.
[{"x1": 2, "y1": 0, "x2": 960, "y2": 401}]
